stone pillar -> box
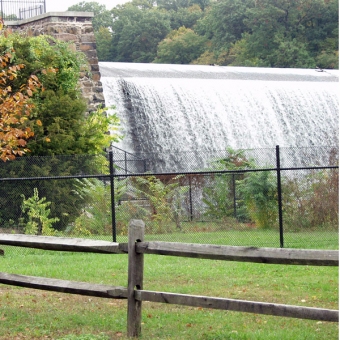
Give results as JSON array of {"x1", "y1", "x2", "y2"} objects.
[{"x1": 5, "y1": 12, "x2": 105, "y2": 112}]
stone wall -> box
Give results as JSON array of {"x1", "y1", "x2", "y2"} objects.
[{"x1": 5, "y1": 12, "x2": 105, "y2": 112}]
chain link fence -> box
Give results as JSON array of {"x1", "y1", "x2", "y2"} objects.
[{"x1": 0, "y1": 146, "x2": 338, "y2": 255}]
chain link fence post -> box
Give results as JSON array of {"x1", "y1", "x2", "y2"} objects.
[
  {"x1": 109, "y1": 151, "x2": 117, "y2": 242},
  {"x1": 276, "y1": 145, "x2": 284, "y2": 248}
]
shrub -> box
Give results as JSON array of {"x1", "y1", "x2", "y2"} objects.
[{"x1": 21, "y1": 188, "x2": 59, "y2": 235}]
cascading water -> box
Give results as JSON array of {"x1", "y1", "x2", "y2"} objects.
[{"x1": 99, "y1": 62, "x2": 339, "y2": 172}]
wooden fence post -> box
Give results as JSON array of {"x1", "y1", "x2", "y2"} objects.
[{"x1": 127, "y1": 220, "x2": 145, "y2": 338}]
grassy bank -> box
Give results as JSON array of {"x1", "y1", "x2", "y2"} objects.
[
  {"x1": 0, "y1": 246, "x2": 338, "y2": 339},
  {"x1": 40, "y1": 227, "x2": 337, "y2": 250}
]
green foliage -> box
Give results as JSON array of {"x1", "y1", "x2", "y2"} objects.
[
  {"x1": 238, "y1": 171, "x2": 278, "y2": 229},
  {"x1": 103, "y1": 0, "x2": 338, "y2": 68},
  {"x1": 0, "y1": 34, "x2": 87, "y2": 93},
  {"x1": 283, "y1": 169, "x2": 339, "y2": 231},
  {"x1": 72, "y1": 179, "x2": 112, "y2": 235},
  {"x1": 132, "y1": 175, "x2": 189, "y2": 233},
  {"x1": 203, "y1": 174, "x2": 247, "y2": 221},
  {"x1": 203, "y1": 148, "x2": 254, "y2": 222},
  {"x1": 67, "y1": 2, "x2": 113, "y2": 31},
  {"x1": 21, "y1": 188, "x2": 59, "y2": 235},
  {"x1": 0, "y1": 33, "x2": 96, "y2": 156},
  {"x1": 26, "y1": 89, "x2": 88, "y2": 156},
  {"x1": 316, "y1": 50, "x2": 339, "y2": 69},
  {"x1": 204, "y1": 148, "x2": 279, "y2": 229},
  {"x1": 190, "y1": 50, "x2": 216, "y2": 65},
  {"x1": 28, "y1": 103, "x2": 120, "y2": 156},
  {"x1": 154, "y1": 26, "x2": 207, "y2": 64},
  {"x1": 67, "y1": 2, "x2": 114, "y2": 61},
  {"x1": 195, "y1": 0, "x2": 252, "y2": 49},
  {"x1": 95, "y1": 27, "x2": 113, "y2": 61},
  {"x1": 0, "y1": 153, "x2": 112, "y2": 231},
  {"x1": 168, "y1": 4, "x2": 204, "y2": 30},
  {"x1": 216, "y1": 147, "x2": 255, "y2": 170},
  {"x1": 272, "y1": 38, "x2": 315, "y2": 68},
  {"x1": 0, "y1": 33, "x2": 121, "y2": 155},
  {"x1": 111, "y1": 4, "x2": 171, "y2": 62},
  {"x1": 0, "y1": 33, "x2": 121, "y2": 231},
  {"x1": 227, "y1": 34, "x2": 271, "y2": 67},
  {"x1": 157, "y1": 0, "x2": 193, "y2": 11},
  {"x1": 237, "y1": 0, "x2": 337, "y2": 68},
  {"x1": 79, "y1": 106, "x2": 121, "y2": 155},
  {"x1": 71, "y1": 178, "x2": 128, "y2": 236}
]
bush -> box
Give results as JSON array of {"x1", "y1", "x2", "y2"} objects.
[
  {"x1": 283, "y1": 169, "x2": 339, "y2": 231},
  {"x1": 21, "y1": 188, "x2": 59, "y2": 235}
]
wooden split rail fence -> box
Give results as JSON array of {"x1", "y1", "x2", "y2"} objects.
[{"x1": 0, "y1": 220, "x2": 338, "y2": 337}]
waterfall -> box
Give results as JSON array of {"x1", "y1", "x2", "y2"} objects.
[{"x1": 99, "y1": 62, "x2": 339, "y2": 172}]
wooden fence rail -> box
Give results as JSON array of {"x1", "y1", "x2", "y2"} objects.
[{"x1": 0, "y1": 220, "x2": 338, "y2": 338}]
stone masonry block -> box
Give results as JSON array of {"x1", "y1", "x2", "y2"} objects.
[{"x1": 80, "y1": 43, "x2": 97, "y2": 51}]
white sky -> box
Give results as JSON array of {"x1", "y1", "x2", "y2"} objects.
[{"x1": 46, "y1": 0, "x2": 127, "y2": 12}]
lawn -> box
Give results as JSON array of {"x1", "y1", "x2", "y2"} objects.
[
  {"x1": 109, "y1": 226, "x2": 338, "y2": 250},
  {"x1": 0, "y1": 231, "x2": 338, "y2": 339}
]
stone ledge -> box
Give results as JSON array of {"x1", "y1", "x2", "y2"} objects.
[{"x1": 4, "y1": 12, "x2": 94, "y2": 26}]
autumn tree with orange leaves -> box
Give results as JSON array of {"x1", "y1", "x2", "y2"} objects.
[{"x1": 0, "y1": 52, "x2": 41, "y2": 161}]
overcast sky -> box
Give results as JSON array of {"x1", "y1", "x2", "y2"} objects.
[{"x1": 46, "y1": 0, "x2": 127, "y2": 12}]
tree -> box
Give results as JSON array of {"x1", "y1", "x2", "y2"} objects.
[
  {"x1": 316, "y1": 49, "x2": 339, "y2": 69},
  {"x1": 95, "y1": 27, "x2": 113, "y2": 61},
  {"x1": 190, "y1": 50, "x2": 217, "y2": 65},
  {"x1": 270, "y1": 37, "x2": 315, "y2": 68},
  {"x1": 190, "y1": 0, "x2": 210, "y2": 11},
  {"x1": 0, "y1": 51, "x2": 41, "y2": 161},
  {"x1": 169, "y1": 5, "x2": 203, "y2": 30},
  {"x1": 196, "y1": 0, "x2": 253, "y2": 50},
  {"x1": 0, "y1": 32, "x2": 121, "y2": 230},
  {"x1": 157, "y1": 0, "x2": 192, "y2": 11},
  {"x1": 241, "y1": 0, "x2": 334, "y2": 67},
  {"x1": 154, "y1": 26, "x2": 207, "y2": 64},
  {"x1": 111, "y1": 3, "x2": 171, "y2": 62},
  {"x1": 0, "y1": 33, "x2": 121, "y2": 155},
  {"x1": 67, "y1": 2, "x2": 114, "y2": 61},
  {"x1": 68, "y1": 1, "x2": 113, "y2": 31},
  {"x1": 309, "y1": 0, "x2": 339, "y2": 68},
  {"x1": 194, "y1": 0, "x2": 338, "y2": 68},
  {"x1": 227, "y1": 34, "x2": 269, "y2": 67}
]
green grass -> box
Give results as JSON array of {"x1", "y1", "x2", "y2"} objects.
[
  {"x1": 3, "y1": 221, "x2": 338, "y2": 250},
  {"x1": 59, "y1": 229, "x2": 337, "y2": 250},
  {"x1": 0, "y1": 243, "x2": 338, "y2": 339},
  {"x1": 143, "y1": 230, "x2": 339, "y2": 249}
]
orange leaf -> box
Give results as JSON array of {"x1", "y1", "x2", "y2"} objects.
[{"x1": 17, "y1": 139, "x2": 27, "y2": 147}]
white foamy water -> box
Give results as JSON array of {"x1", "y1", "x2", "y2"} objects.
[{"x1": 100, "y1": 63, "x2": 339, "y2": 171}]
